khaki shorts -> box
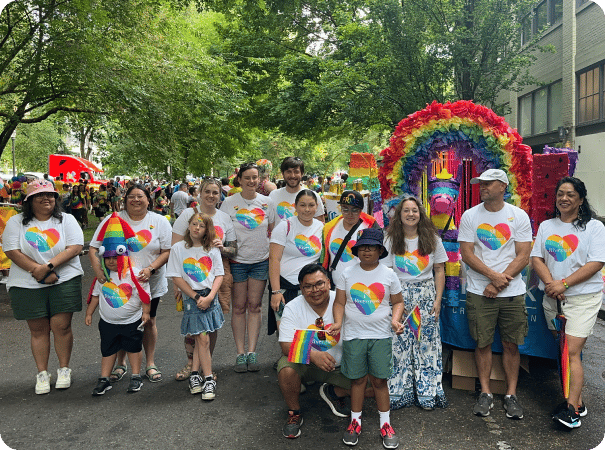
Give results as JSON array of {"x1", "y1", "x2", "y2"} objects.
[
  {"x1": 277, "y1": 356, "x2": 351, "y2": 390},
  {"x1": 466, "y1": 291, "x2": 528, "y2": 348},
  {"x1": 341, "y1": 338, "x2": 393, "y2": 380},
  {"x1": 543, "y1": 292, "x2": 602, "y2": 338}
]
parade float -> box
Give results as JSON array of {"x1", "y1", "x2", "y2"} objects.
[{"x1": 378, "y1": 100, "x2": 579, "y2": 365}]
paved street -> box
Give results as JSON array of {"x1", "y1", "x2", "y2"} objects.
[{"x1": 1, "y1": 256, "x2": 604, "y2": 450}]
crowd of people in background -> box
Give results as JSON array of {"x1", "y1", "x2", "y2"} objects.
[{"x1": 2, "y1": 158, "x2": 603, "y2": 447}]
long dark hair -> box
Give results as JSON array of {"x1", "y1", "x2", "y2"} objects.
[
  {"x1": 22, "y1": 195, "x2": 63, "y2": 226},
  {"x1": 124, "y1": 184, "x2": 152, "y2": 213},
  {"x1": 554, "y1": 177, "x2": 595, "y2": 230},
  {"x1": 386, "y1": 196, "x2": 437, "y2": 256}
]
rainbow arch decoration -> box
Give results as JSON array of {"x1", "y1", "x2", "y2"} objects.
[{"x1": 379, "y1": 100, "x2": 533, "y2": 212}]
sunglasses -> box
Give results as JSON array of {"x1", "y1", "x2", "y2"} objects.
[{"x1": 315, "y1": 316, "x2": 326, "y2": 341}]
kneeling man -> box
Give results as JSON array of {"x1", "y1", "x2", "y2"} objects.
[{"x1": 278, "y1": 263, "x2": 350, "y2": 439}]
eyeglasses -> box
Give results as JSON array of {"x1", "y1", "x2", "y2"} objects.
[
  {"x1": 315, "y1": 316, "x2": 326, "y2": 341},
  {"x1": 34, "y1": 192, "x2": 55, "y2": 199},
  {"x1": 301, "y1": 280, "x2": 327, "y2": 292},
  {"x1": 341, "y1": 208, "x2": 361, "y2": 215},
  {"x1": 357, "y1": 245, "x2": 378, "y2": 252}
]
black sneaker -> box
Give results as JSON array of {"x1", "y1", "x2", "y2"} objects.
[
  {"x1": 283, "y1": 411, "x2": 303, "y2": 439},
  {"x1": 473, "y1": 392, "x2": 493, "y2": 417},
  {"x1": 553, "y1": 403, "x2": 581, "y2": 429},
  {"x1": 552, "y1": 401, "x2": 587, "y2": 418},
  {"x1": 92, "y1": 377, "x2": 112, "y2": 396},
  {"x1": 503, "y1": 395, "x2": 524, "y2": 420},
  {"x1": 189, "y1": 374, "x2": 203, "y2": 394},
  {"x1": 319, "y1": 383, "x2": 348, "y2": 417},
  {"x1": 127, "y1": 375, "x2": 143, "y2": 393},
  {"x1": 201, "y1": 379, "x2": 216, "y2": 401}
]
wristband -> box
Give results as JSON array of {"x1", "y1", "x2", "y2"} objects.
[
  {"x1": 194, "y1": 293, "x2": 201, "y2": 301},
  {"x1": 562, "y1": 279, "x2": 569, "y2": 289}
]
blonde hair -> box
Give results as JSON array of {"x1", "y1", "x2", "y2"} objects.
[{"x1": 183, "y1": 213, "x2": 216, "y2": 251}]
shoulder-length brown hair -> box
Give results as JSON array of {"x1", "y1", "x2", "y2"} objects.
[
  {"x1": 386, "y1": 196, "x2": 437, "y2": 256},
  {"x1": 183, "y1": 213, "x2": 216, "y2": 251}
]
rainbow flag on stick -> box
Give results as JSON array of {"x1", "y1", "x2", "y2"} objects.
[
  {"x1": 288, "y1": 329, "x2": 319, "y2": 364},
  {"x1": 404, "y1": 305, "x2": 422, "y2": 340}
]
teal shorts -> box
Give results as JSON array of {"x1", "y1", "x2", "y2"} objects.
[
  {"x1": 341, "y1": 338, "x2": 392, "y2": 380},
  {"x1": 9, "y1": 276, "x2": 83, "y2": 320},
  {"x1": 276, "y1": 356, "x2": 351, "y2": 389}
]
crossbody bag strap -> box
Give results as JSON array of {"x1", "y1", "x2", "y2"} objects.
[{"x1": 330, "y1": 218, "x2": 363, "y2": 272}]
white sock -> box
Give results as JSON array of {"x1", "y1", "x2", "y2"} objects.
[
  {"x1": 379, "y1": 410, "x2": 390, "y2": 426},
  {"x1": 351, "y1": 411, "x2": 362, "y2": 426}
]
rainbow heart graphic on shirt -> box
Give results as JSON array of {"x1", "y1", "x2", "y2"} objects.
[
  {"x1": 350, "y1": 282, "x2": 385, "y2": 315},
  {"x1": 214, "y1": 226, "x2": 224, "y2": 241},
  {"x1": 477, "y1": 223, "x2": 511, "y2": 250},
  {"x1": 183, "y1": 256, "x2": 212, "y2": 282},
  {"x1": 394, "y1": 251, "x2": 429, "y2": 277},
  {"x1": 309, "y1": 323, "x2": 339, "y2": 351},
  {"x1": 295, "y1": 235, "x2": 321, "y2": 256},
  {"x1": 25, "y1": 227, "x2": 60, "y2": 252},
  {"x1": 236, "y1": 208, "x2": 265, "y2": 229},
  {"x1": 330, "y1": 239, "x2": 356, "y2": 262},
  {"x1": 277, "y1": 201, "x2": 295, "y2": 219},
  {"x1": 102, "y1": 282, "x2": 133, "y2": 308},
  {"x1": 545, "y1": 234, "x2": 578, "y2": 262},
  {"x1": 126, "y1": 230, "x2": 152, "y2": 252}
]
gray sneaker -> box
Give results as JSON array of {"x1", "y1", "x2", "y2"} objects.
[
  {"x1": 283, "y1": 411, "x2": 303, "y2": 438},
  {"x1": 234, "y1": 354, "x2": 247, "y2": 373},
  {"x1": 504, "y1": 395, "x2": 524, "y2": 419},
  {"x1": 343, "y1": 419, "x2": 361, "y2": 446},
  {"x1": 473, "y1": 392, "x2": 494, "y2": 416},
  {"x1": 247, "y1": 352, "x2": 260, "y2": 372}
]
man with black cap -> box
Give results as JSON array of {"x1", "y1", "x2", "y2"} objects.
[
  {"x1": 458, "y1": 168, "x2": 532, "y2": 420},
  {"x1": 320, "y1": 190, "x2": 380, "y2": 286}
]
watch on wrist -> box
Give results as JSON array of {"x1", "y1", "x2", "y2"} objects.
[
  {"x1": 149, "y1": 267, "x2": 156, "y2": 275},
  {"x1": 47, "y1": 262, "x2": 54, "y2": 270},
  {"x1": 272, "y1": 289, "x2": 286, "y2": 295},
  {"x1": 194, "y1": 293, "x2": 201, "y2": 300}
]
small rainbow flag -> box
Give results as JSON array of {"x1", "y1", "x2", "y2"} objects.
[
  {"x1": 405, "y1": 305, "x2": 422, "y2": 340},
  {"x1": 288, "y1": 329, "x2": 318, "y2": 364}
]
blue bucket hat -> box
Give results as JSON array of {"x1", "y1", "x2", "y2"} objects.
[{"x1": 351, "y1": 228, "x2": 388, "y2": 259}]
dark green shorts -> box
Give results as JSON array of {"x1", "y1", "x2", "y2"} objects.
[
  {"x1": 466, "y1": 291, "x2": 528, "y2": 348},
  {"x1": 277, "y1": 356, "x2": 351, "y2": 390},
  {"x1": 341, "y1": 338, "x2": 392, "y2": 380},
  {"x1": 9, "y1": 276, "x2": 83, "y2": 320}
]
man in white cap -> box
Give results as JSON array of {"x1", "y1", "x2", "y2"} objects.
[{"x1": 458, "y1": 168, "x2": 532, "y2": 420}]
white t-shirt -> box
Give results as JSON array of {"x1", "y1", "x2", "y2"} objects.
[
  {"x1": 3, "y1": 213, "x2": 84, "y2": 290},
  {"x1": 383, "y1": 235, "x2": 448, "y2": 283},
  {"x1": 92, "y1": 267, "x2": 150, "y2": 325},
  {"x1": 269, "y1": 187, "x2": 325, "y2": 227},
  {"x1": 172, "y1": 207, "x2": 236, "y2": 244},
  {"x1": 458, "y1": 203, "x2": 532, "y2": 297},
  {"x1": 219, "y1": 193, "x2": 275, "y2": 264},
  {"x1": 279, "y1": 290, "x2": 343, "y2": 365},
  {"x1": 270, "y1": 217, "x2": 323, "y2": 284},
  {"x1": 91, "y1": 211, "x2": 172, "y2": 298},
  {"x1": 327, "y1": 219, "x2": 372, "y2": 282},
  {"x1": 171, "y1": 190, "x2": 189, "y2": 216},
  {"x1": 335, "y1": 263, "x2": 402, "y2": 340},
  {"x1": 165, "y1": 241, "x2": 224, "y2": 291},
  {"x1": 531, "y1": 218, "x2": 605, "y2": 296}
]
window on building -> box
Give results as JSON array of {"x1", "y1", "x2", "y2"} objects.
[
  {"x1": 534, "y1": 1, "x2": 548, "y2": 32},
  {"x1": 520, "y1": 0, "x2": 563, "y2": 45},
  {"x1": 521, "y1": 16, "x2": 532, "y2": 46},
  {"x1": 578, "y1": 66, "x2": 601, "y2": 124},
  {"x1": 550, "y1": 0, "x2": 563, "y2": 23},
  {"x1": 518, "y1": 81, "x2": 563, "y2": 136}
]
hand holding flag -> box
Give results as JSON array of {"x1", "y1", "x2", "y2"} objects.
[{"x1": 404, "y1": 304, "x2": 422, "y2": 340}]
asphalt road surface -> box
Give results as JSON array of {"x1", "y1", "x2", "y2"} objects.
[{"x1": 1, "y1": 256, "x2": 604, "y2": 450}]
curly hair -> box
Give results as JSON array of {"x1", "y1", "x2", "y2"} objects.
[
  {"x1": 183, "y1": 213, "x2": 216, "y2": 251},
  {"x1": 22, "y1": 194, "x2": 63, "y2": 226},
  {"x1": 386, "y1": 196, "x2": 437, "y2": 256},
  {"x1": 554, "y1": 177, "x2": 596, "y2": 231}
]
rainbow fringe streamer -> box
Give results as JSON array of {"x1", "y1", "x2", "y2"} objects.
[
  {"x1": 405, "y1": 305, "x2": 422, "y2": 341},
  {"x1": 288, "y1": 329, "x2": 317, "y2": 364},
  {"x1": 379, "y1": 100, "x2": 533, "y2": 213}
]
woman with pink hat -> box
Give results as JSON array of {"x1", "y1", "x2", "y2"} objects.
[{"x1": 2, "y1": 179, "x2": 84, "y2": 394}]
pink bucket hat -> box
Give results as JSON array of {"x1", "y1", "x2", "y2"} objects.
[{"x1": 25, "y1": 179, "x2": 58, "y2": 201}]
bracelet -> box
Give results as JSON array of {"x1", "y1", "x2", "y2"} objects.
[
  {"x1": 562, "y1": 279, "x2": 569, "y2": 289},
  {"x1": 272, "y1": 289, "x2": 286, "y2": 295}
]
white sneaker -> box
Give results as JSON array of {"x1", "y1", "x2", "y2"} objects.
[
  {"x1": 56, "y1": 367, "x2": 72, "y2": 389},
  {"x1": 35, "y1": 371, "x2": 51, "y2": 394}
]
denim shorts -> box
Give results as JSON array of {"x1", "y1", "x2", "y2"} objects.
[{"x1": 230, "y1": 259, "x2": 269, "y2": 283}]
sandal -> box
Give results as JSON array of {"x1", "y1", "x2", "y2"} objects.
[
  {"x1": 175, "y1": 362, "x2": 192, "y2": 381},
  {"x1": 145, "y1": 365, "x2": 163, "y2": 383},
  {"x1": 109, "y1": 365, "x2": 127, "y2": 383}
]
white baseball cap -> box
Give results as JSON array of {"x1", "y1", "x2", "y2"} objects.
[{"x1": 470, "y1": 169, "x2": 509, "y2": 185}]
